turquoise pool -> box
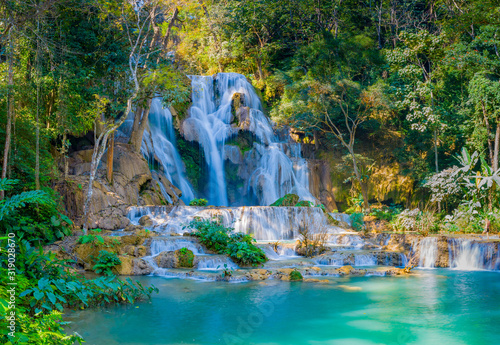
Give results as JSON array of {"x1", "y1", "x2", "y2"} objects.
[{"x1": 66, "y1": 269, "x2": 500, "y2": 345}]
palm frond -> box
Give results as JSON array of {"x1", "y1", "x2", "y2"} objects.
[
  {"x1": 0, "y1": 178, "x2": 19, "y2": 191},
  {"x1": 0, "y1": 190, "x2": 54, "y2": 221}
]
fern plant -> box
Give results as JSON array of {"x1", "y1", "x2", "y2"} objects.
[{"x1": 0, "y1": 179, "x2": 53, "y2": 221}]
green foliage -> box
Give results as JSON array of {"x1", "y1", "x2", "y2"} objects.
[
  {"x1": 92, "y1": 250, "x2": 121, "y2": 276},
  {"x1": 0, "y1": 179, "x2": 54, "y2": 222},
  {"x1": 189, "y1": 218, "x2": 267, "y2": 266},
  {"x1": 295, "y1": 200, "x2": 313, "y2": 207},
  {"x1": 289, "y1": 270, "x2": 303, "y2": 281},
  {"x1": 270, "y1": 194, "x2": 299, "y2": 206},
  {"x1": 369, "y1": 205, "x2": 402, "y2": 222},
  {"x1": 350, "y1": 213, "x2": 365, "y2": 231},
  {"x1": 226, "y1": 235, "x2": 267, "y2": 266},
  {"x1": 189, "y1": 198, "x2": 208, "y2": 206},
  {"x1": 0, "y1": 237, "x2": 158, "y2": 344},
  {"x1": 78, "y1": 228, "x2": 105, "y2": 246},
  {"x1": 176, "y1": 248, "x2": 195, "y2": 268},
  {"x1": 0, "y1": 180, "x2": 73, "y2": 244}
]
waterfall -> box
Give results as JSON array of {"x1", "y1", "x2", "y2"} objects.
[
  {"x1": 150, "y1": 237, "x2": 205, "y2": 256},
  {"x1": 183, "y1": 72, "x2": 314, "y2": 206},
  {"x1": 142, "y1": 98, "x2": 195, "y2": 203},
  {"x1": 448, "y1": 238, "x2": 499, "y2": 270},
  {"x1": 127, "y1": 205, "x2": 355, "y2": 241},
  {"x1": 196, "y1": 255, "x2": 238, "y2": 270},
  {"x1": 418, "y1": 237, "x2": 438, "y2": 268}
]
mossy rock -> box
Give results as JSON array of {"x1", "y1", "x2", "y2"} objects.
[
  {"x1": 176, "y1": 247, "x2": 195, "y2": 268},
  {"x1": 289, "y1": 270, "x2": 303, "y2": 281},
  {"x1": 270, "y1": 194, "x2": 299, "y2": 206},
  {"x1": 295, "y1": 200, "x2": 313, "y2": 207}
]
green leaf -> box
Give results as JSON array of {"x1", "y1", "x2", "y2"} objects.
[{"x1": 34, "y1": 289, "x2": 44, "y2": 301}]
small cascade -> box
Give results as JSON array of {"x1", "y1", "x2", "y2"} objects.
[
  {"x1": 448, "y1": 238, "x2": 499, "y2": 270},
  {"x1": 184, "y1": 72, "x2": 314, "y2": 206},
  {"x1": 128, "y1": 206, "x2": 353, "y2": 241},
  {"x1": 258, "y1": 244, "x2": 298, "y2": 260},
  {"x1": 418, "y1": 237, "x2": 438, "y2": 268},
  {"x1": 354, "y1": 254, "x2": 377, "y2": 266},
  {"x1": 196, "y1": 255, "x2": 238, "y2": 270},
  {"x1": 150, "y1": 237, "x2": 205, "y2": 256},
  {"x1": 328, "y1": 234, "x2": 365, "y2": 248},
  {"x1": 314, "y1": 252, "x2": 378, "y2": 267},
  {"x1": 142, "y1": 98, "x2": 195, "y2": 203}
]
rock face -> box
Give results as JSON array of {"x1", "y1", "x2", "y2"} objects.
[
  {"x1": 307, "y1": 160, "x2": 338, "y2": 211},
  {"x1": 154, "y1": 248, "x2": 195, "y2": 268},
  {"x1": 435, "y1": 236, "x2": 450, "y2": 268},
  {"x1": 72, "y1": 227, "x2": 154, "y2": 270},
  {"x1": 113, "y1": 256, "x2": 154, "y2": 275},
  {"x1": 56, "y1": 143, "x2": 169, "y2": 230}
]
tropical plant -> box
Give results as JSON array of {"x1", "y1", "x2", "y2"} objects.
[
  {"x1": 189, "y1": 218, "x2": 267, "y2": 266},
  {"x1": 92, "y1": 250, "x2": 121, "y2": 276},
  {"x1": 77, "y1": 228, "x2": 105, "y2": 246}
]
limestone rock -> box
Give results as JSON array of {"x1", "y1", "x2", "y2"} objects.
[
  {"x1": 245, "y1": 269, "x2": 271, "y2": 281},
  {"x1": 139, "y1": 215, "x2": 153, "y2": 227},
  {"x1": 113, "y1": 256, "x2": 153, "y2": 275},
  {"x1": 155, "y1": 251, "x2": 178, "y2": 268},
  {"x1": 435, "y1": 236, "x2": 450, "y2": 268}
]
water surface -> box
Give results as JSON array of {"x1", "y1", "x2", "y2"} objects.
[{"x1": 66, "y1": 269, "x2": 500, "y2": 345}]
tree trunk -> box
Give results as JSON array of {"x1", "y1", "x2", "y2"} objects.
[
  {"x1": 494, "y1": 121, "x2": 500, "y2": 172},
  {"x1": 107, "y1": 132, "x2": 115, "y2": 183},
  {"x1": 35, "y1": 19, "x2": 40, "y2": 190},
  {"x1": 350, "y1": 149, "x2": 370, "y2": 212},
  {"x1": 434, "y1": 129, "x2": 438, "y2": 173},
  {"x1": 129, "y1": 98, "x2": 152, "y2": 152},
  {"x1": 1, "y1": 31, "x2": 14, "y2": 200}
]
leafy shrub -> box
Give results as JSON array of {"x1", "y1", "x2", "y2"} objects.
[
  {"x1": 92, "y1": 250, "x2": 121, "y2": 276},
  {"x1": 189, "y1": 198, "x2": 208, "y2": 206},
  {"x1": 297, "y1": 226, "x2": 328, "y2": 257},
  {"x1": 350, "y1": 212, "x2": 365, "y2": 231},
  {"x1": 189, "y1": 218, "x2": 267, "y2": 266},
  {"x1": 176, "y1": 247, "x2": 195, "y2": 268},
  {"x1": 78, "y1": 228, "x2": 105, "y2": 245},
  {"x1": 226, "y1": 239, "x2": 267, "y2": 266},
  {"x1": 270, "y1": 193, "x2": 299, "y2": 206},
  {"x1": 369, "y1": 205, "x2": 402, "y2": 222},
  {"x1": 0, "y1": 179, "x2": 73, "y2": 244},
  {"x1": 391, "y1": 208, "x2": 439, "y2": 234},
  {"x1": 189, "y1": 218, "x2": 231, "y2": 252},
  {"x1": 289, "y1": 270, "x2": 303, "y2": 281}
]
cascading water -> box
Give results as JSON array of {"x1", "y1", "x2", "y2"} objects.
[
  {"x1": 183, "y1": 72, "x2": 314, "y2": 206},
  {"x1": 142, "y1": 98, "x2": 195, "y2": 203},
  {"x1": 448, "y1": 238, "x2": 499, "y2": 270},
  {"x1": 418, "y1": 237, "x2": 438, "y2": 268},
  {"x1": 128, "y1": 205, "x2": 353, "y2": 241}
]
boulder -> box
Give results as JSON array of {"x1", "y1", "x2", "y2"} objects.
[
  {"x1": 113, "y1": 256, "x2": 153, "y2": 275},
  {"x1": 154, "y1": 251, "x2": 178, "y2": 268},
  {"x1": 139, "y1": 215, "x2": 153, "y2": 227},
  {"x1": 245, "y1": 269, "x2": 271, "y2": 281}
]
